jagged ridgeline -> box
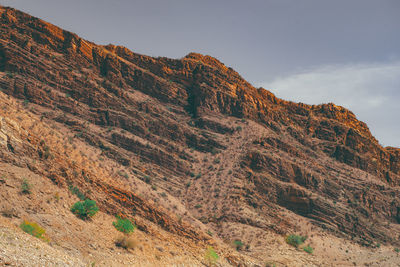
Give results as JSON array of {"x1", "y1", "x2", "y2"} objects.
[{"x1": 0, "y1": 5, "x2": 400, "y2": 266}]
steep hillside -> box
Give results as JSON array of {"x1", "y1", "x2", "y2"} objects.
[{"x1": 1, "y1": 5, "x2": 400, "y2": 266}]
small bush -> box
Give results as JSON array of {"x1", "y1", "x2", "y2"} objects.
[
  {"x1": 286, "y1": 234, "x2": 307, "y2": 248},
  {"x1": 43, "y1": 145, "x2": 52, "y2": 159},
  {"x1": 394, "y1": 247, "x2": 400, "y2": 253},
  {"x1": 144, "y1": 176, "x2": 151, "y2": 184},
  {"x1": 20, "y1": 220, "x2": 48, "y2": 241},
  {"x1": 21, "y1": 179, "x2": 32, "y2": 194},
  {"x1": 303, "y1": 245, "x2": 313, "y2": 254},
  {"x1": 234, "y1": 240, "x2": 244, "y2": 251},
  {"x1": 113, "y1": 216, "x2": 136, "y2": 234},
  {"x1": 118, "y1": 170, "x2": 129, "y2": 179},
  {"x1": 54, "y1": 192, "x2": 60, "y2": 202},
  {"x1": 5, "y1": 71, "x2": 14, "y2": 78},
  {"x1": 69, "y1": 185, "x2": 86, "y2": 200},
  {"x1": 115, "y1": 236, "x2": 137, "y2": 250},
  {"x1": 205, "y1": 246, "x2": 219, "y2": 266},
  {"x1": 71, "y1": 199, "x2": 99, "y2": 219}
]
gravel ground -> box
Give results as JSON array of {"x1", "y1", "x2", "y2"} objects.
[{"x1": 0, "y1": 227, "x2": 88, "y2": 267}]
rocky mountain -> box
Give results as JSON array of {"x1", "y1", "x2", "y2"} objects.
[{"x1": 0, "y1": 5, "x2": 399, "y2": 266}]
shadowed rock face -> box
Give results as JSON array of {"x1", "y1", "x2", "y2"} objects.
[{"x1": 0, "y1": 4, "x2": 399, "y2": 251}]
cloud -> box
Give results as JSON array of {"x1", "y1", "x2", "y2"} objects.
[{"x1": 259, "y1": 62, "x2": 400, "y2": 147}]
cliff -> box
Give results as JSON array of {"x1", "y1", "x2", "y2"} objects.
[{"x1": 1, "y1": 5, "x2": 399, "y2": 266}]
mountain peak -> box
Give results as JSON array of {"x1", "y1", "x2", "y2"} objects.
[{"x1": 184, "y1": 52, "x2": 229, "y2": 70}]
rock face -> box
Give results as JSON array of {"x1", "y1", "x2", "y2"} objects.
[{"x1": 0, "y1": 4, "x2": 400, "y2": 260}]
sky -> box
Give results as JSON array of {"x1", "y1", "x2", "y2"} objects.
[{"x1": 1, "y1": 0, "x2": 399, "y2": 147}]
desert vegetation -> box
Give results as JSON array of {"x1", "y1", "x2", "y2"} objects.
[
  {"x1": 113, "y1": 216, "x2": 136, "y2": 234},
  {"x1": 285, "y1": 234, "x2": 307, "y2": 248},
  {"x1": 204, "y1": 246, "x2": 219, "y2": 266},
  {"x1": 286, "y1": 234, "x2": 314, "y2": 254},
  {"x1": 70, "y1": 199, "x2": 99, "y2": 220},
  {"x1": 20, "y1": 179, "x2": 31, "y2": 194},
  {"x1": 68, "y1": 185, "x2": 86, "y2": 200},
  {"x1": 233, "y1": 239, "x2": 244, "y2": 251},
  {"x1": 19, "y1": 220, "x2": 48, "y2": 241},
  {"x1": 303, "y1": 245, "x2": 313, "y2": 254}
]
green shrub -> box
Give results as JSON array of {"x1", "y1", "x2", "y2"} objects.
[
  {"x1": 144, "y1": 176, "x2": 151, "y2": 184},
  {"x1": 234, "y1": 240, "x2": 244, "y2": 251},
  {"x1": 43, "y1": 145, "x2": 52, "y2": 159},
  {"x1": 5, "y1": 71, "x2": 14, "y2": 78},
  {"x1": 286, "y1": 234, "x2": 307, "y2": 248},
  {"x1": 204, "y1": 246, "x2": 219, "y2": 266},
  {"x1": 118, "y1": 170, "x2": 129, "y2": 179},
  {"x1": 113, "y1": 216, "x2": 136, "y2": 234},
  {"x1": 303, "y1": 245, "x2": 313, "y2": 254},
  {"x1": 21, "y1": 179, "x2": 31, "y2": 194},
  {"x1": 68, "y1": 185, "x2": 86, "y2": 200},
  {"x1": 71, "y1": 199, "x2": 99, "y2": 219},
  {"x1": 394, "y1": 247, "x2": 400, "y2": 253},
  {"x1": 20, "y1": 220, "x2": 48, "y2": 241}
]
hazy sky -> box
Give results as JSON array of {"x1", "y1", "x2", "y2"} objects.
[{"x1": 1, "y1": 0, "x2": 399, "y2": 147}]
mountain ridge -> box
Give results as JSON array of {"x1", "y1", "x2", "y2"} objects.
[
  {"x1": 0, "y1": 5, "x2": 388, "y2": 143},
  {"x1": 1, "y1": 5, "x2": 400, "y2": 266}
]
